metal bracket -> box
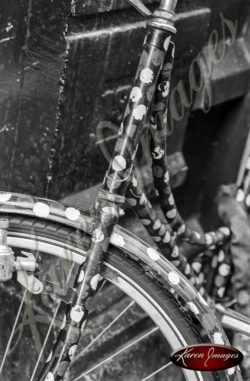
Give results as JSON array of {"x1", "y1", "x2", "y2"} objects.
[{"x1": 15, "y1": 251, "x2": 43, "y2": 294}]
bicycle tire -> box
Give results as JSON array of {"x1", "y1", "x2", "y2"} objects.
[{"x1": 0, "y1": 216, "x2": 223, "y2": 381}]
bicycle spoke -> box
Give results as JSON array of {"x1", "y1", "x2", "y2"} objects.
[
  {"x1": 72, "y1": 300, "x2": 135, "y2": 363},
  {"x1": 29, "y1": 301, "x2": 61, "y2": 381},
  {"x1": 141, "y1": 362, "x2": 172, "y2": 381},
  {"x1": 0, "y1": 289, "x2": 27, "y2": 375},
  {"x1": 73, "y1": 326, "x2": 159, "y2": 381}
]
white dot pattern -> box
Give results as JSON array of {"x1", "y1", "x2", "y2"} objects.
[
  {"x1": 140, "y1": 68, "x2": 154, "y2": 84},
  {"x1": 33, "y1": 202, "x2": 50, "y2": 218},
  {"x1": 168, "y1": 271, "x2": 180, "y2": 286},
  {"x1": 0, "y1": 193, "x2": 12, "y2": 202},
  {"x1": 111, "y1": 232, "x2": 125, "y2": 247},
  {"x1": 70, "y1": 305, "x2": 85, "y2": 323},
  {"x1": 90, "y1": 274, "x2": 102, "y2": 290},
  {"x1": 187, "y1": 302, "x2": 200, "y2": 315},
  {"x1": 65, "y1": 207, "x2": 80, "y2": 221},
  {"x1": 213, "y1": 332, "x2": 224, "y2": 345},
  {"x1": 112, "y1": 155, "x2": 126, "y2": 171},
  {"x1": 147, "y1": 248, "x2": 160, "y2": 261}
]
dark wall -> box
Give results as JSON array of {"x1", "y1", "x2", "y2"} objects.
[{"x1": 0, "y1": 0, "x2": 250, "y2": 218}]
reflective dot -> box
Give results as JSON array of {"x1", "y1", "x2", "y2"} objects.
[
  {"x1": 45, "y1": 372, "x2": 54, "y2": 381},
  {"x1": 78, "y1": 270, "x2": 85, "y2": 283},
  {"x1": 177, "y1": 225, "x2": 186, "y2": 234},
  {"x1": 140, "y1": 68, "x2": 154, "y2": 84},
  {"x1": 171, "y1": 246, "x2": 179, "y2": 258},
  {"x1": 130, "y1": 86, "x2": 142, "y2": 102},
  {"x1": 168, "y1": 194, "x2": 174, "y2": 205},
  {"x1": 166, "y1": 209, "x2": 176, "y2": 219},
  {"x1": 188, "y1": 302, "x2": 200, "y2": 315},
  {"x1": 219, "y1": 227, "x2": 231, "y2": 236},
  {"x1": 90, "y1": 274, "x2": 102, "y2": 290},
  {"x1": 112, "y1": 155, "x2": 126, "y2": 171},
  {"x1": 236, "y1": 189, "x2": 245, "y2": 202},
  {"x1": 147, "y1": 247, "x2": 160, "y2": 261},
  {"x1": 163, "y1": 231, "x2": 171, "y2": 243},
  {"x1": 227, "y1": 367, "x2": 235, "y2": 376},
  {"x1": 164, "y1": 36, "x2": 171, "y2": 51},
  {"x1": 218, "y1": 264, "x2": 231, "y2": 277},
  {"x1": 92, "y1": 229, "x2": 105, "y2": 243},
  {"x1": 153, "y1": 218, "x2": 161, "y2": 230},
  {"x1": 205, "y1": 234, "x2": 213, "y2": 245},
  {"x1": 111, "y1": 232, "x2": 125, "y2": 247},
  {"x1": 65, "y1": 207, "x2": 80, "y2": 221},
  {"x1": 68, "y1": 345, "x2": 78, "y2": 359},
  {"x1": 70, "y1": 305, "x2": 85, "y2": 323},
  {"x1": 218, "y1": 250, "x2": 225, "y2": 262},
  {"x1": 217, "y1": 287, "x2": 226, "y2": 298},
  {"x1": 0, "y1": 193, "x2": 12, "y2": 202},
  {"x1": 33, "y1": 202, "x2": 50, "y2": 218},
  {"x1": 168, "y1": 271, "x2": 180, "y2": 285},
  {"x1": 192, "y1": 262, "x2": 202, "y2": 273},
  {"x1": 133, "y1": 104, "x2": 147, "y2": 120},
  {"x1": 213, "y1": 332, "x2": 224, "y2": 345}
]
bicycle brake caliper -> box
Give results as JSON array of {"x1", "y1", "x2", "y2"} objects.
[{"x1": 0, "y1": 219, "x2": 43, "y2": 294}]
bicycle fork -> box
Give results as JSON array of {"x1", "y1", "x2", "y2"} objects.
[{"x1": 37, "y1": 1, "x2": 178, "y2": 380}]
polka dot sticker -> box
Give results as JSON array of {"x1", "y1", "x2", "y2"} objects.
[
  {"x1": 33, "y1": 202, "x2": 50, "y2": 218},
  {"x1": 130, "y1": 86, "x2": 143, "y2": 102},
  {"x1": 70, "y1": 305, "x2": 85, "y2": 323},
  {"x1": 65, "y1": 207, "x2": 80, "y2": 221},
  {"x1": 147, "y1": 247, "x2": 160, "y2": 261},
  {"x1": 140, "y1": 68, "x2": 154, "y2": 84},
  {"x1": 188, "y1": 302, "x2": 200, "y2": 315},
  {"x1": 111, "y1": 232, "x2": 125, "y2": 248},
  {"x1": 90, "y1": 274, "x2": 102, "y2": 290},
  {"x1": 133, "y1": 104, "x2": 147, "y2": 121},
  {"x1": 45, "y1": 372, "x2": 54, "y2": 381},
  {"x1": 0, "y1": 193, "x2": 12, "y2": 202},
  {"x1": 213, "y1": 332, "x2": 224, "y2": 345},
  {"x1": 112, "y1": 155, "x2": 127, "y2": 171},
  {"x1": 168, "y1": 271, "x2": 180, "y2": 286}
]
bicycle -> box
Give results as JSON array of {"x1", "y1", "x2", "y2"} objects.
[{"x1": 0, "y1": 0, "x2": 249, "y2": 380}]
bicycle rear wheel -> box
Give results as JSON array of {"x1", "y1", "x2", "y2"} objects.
[{"x1": 0, "y1": 216, "x2": 220, "y2": 381}]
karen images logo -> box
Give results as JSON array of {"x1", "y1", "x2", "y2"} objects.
[{"x1": 170, "y1": 344, "x2": 243, "y2": 371}]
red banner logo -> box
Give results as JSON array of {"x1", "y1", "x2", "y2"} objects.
[{"x1": 170, "y1": 344, "x2": 243, "y2": 371}]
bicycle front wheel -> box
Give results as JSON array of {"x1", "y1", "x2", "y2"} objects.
[{"x1": 0, "y1": 216, "x2": 220, "y2": 381}]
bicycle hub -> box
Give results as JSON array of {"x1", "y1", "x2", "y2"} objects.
[{"x1": 0, "y1": 219, "x2": 14, "y2": 281}]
